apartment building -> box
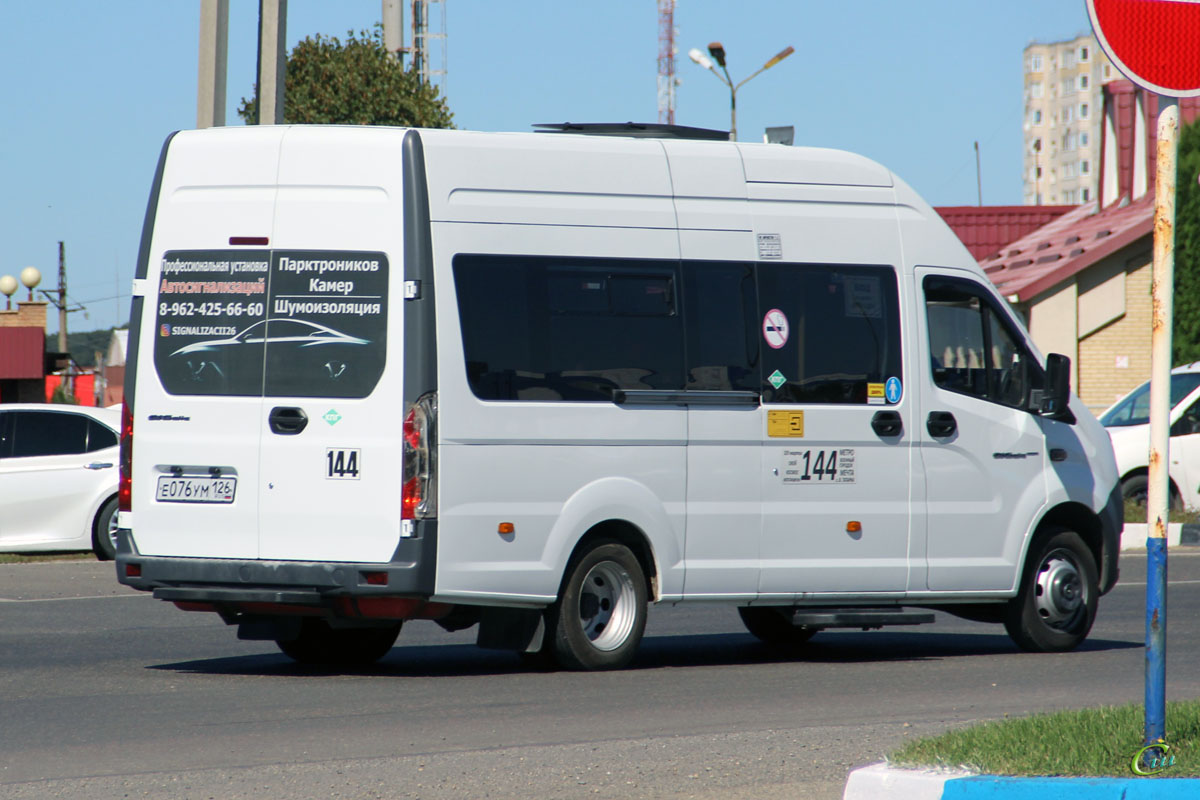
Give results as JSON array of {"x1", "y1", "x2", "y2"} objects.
[{"x1": 1023, "y1": 34, "x2": 1115, "y2": 206}]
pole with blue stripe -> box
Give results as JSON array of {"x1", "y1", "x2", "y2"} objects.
[{"x1": 1144, "y1": 97, "x2": 1178, "y2": 749}]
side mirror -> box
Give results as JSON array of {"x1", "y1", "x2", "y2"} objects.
[{"x1": 1036, "y1": 353, "x2": 1075, "y2": 423}]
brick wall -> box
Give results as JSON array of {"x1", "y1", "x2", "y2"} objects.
[
  {"x1": 0, "y1": 301, "x2": 48, "y2": 329},
  {"x1": 1077, "y1": 255, "x2": 1152, "y2": 414}
]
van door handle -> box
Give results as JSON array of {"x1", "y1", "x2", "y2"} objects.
[
  {"x1": 84, "y1": 462, "x2": 114, "y2": 470},
  {"x1": 927, "y1": 411, "x2": 957, "y2": 438},
  {"x1": 871, "y1": 410, "x2": 902, "y2": 437},
  {"x1": 268, "y1": 407, "x2": 309, "y2": 435}
]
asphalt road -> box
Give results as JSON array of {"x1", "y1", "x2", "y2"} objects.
[{"x1": 3, "y1": 552, "x2": 1200, "y2": 800}]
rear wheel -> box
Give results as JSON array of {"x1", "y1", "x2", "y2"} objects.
[
  {"x1": 1004, "y1": 528, "x2": 1098, "y2": 652},
  {"x1": 275, "y1": 618, "x2": 402, "y2": 666},
  {"x1": 91, "y1": 496, "x2": 119, "y2": 561},
  {"x1": 738, "y1": 607, "x2": 817, "y2": 647},
  {"x1": 548, "y1": 541, "x2": 647, "y2": 671}
]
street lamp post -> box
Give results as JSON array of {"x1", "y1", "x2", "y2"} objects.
[{"x1": 688, "y1": 42, "x2": 794, "y2": 141}]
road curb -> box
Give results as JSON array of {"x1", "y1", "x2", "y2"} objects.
[
  {"x1": 1119, "y1": 522, "x2": 1200, "y2": 551},
  {"x1": 843, "y1": 762, "x2": 1200, "y2": 799}
]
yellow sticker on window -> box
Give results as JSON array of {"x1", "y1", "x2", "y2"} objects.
[
  {"x1": 767, "y1": 410, "x2": 805, "y2": 437},
  {"x1": 867, "y1": 383, "x2": 885, "y2": 398}
]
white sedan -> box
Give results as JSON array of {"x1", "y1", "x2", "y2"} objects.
[
  {"x1": 1101, "y1": 364, "x2": 1200, "y2": 510},
  {"x1": 0, "y1": 403, "x2": 120, "y2": 559}
]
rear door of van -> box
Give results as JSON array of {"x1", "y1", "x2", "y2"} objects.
[
  {"x1": 135, "y1": 128, "x2": 282, "y2": 559},
  {"x1": 136, "y1": 127, "x2": 404, "y2": 564},
  {"x1": 256, "y1": 129, "x2": 402, "y2": 563}
]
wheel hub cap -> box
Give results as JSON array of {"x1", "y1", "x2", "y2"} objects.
[
  {"x1": 578, "y1": 561, "x2": 637, "y2": 652},
  {"x1": 1035, "y1": 551, "x2": 1084, "y2": 627}
]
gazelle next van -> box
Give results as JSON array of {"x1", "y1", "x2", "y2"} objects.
[{"x1": 118, "y1": 123, "x2": 1121, "y2": 670}]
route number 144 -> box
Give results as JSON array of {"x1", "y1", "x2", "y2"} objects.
[{"x1": 326, "y1": 448, "x2": 361, "y2": 480}]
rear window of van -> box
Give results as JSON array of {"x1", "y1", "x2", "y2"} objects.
[{"x1": 153, "y1": 250, "x2": 387, "y2": 398}]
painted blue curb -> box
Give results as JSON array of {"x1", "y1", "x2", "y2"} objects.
[
  {"x1": 844, "y1": 763, "x2": 1200, "y2": 799},
  {"x1": 944, "y1": 774, "x2": 1198, "y2": 799}
]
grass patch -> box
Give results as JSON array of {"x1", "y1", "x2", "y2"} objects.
[
  {"x1": 0, "y1": 552, "x2": 94, "y2": 564},
  {"x1": 1123, "y1": 499, "x2": 1200, "y2": 525},
  {"x1": 889, "y1": 700, "x2": 1200, "y2": 777}
]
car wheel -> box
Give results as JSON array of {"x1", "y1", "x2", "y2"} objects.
[
  {"x1": 92, "y1": 496, "x2": 119, "y2": 561},
  {"x1": 547, "y1": 541, "x2": 647, "y2": 671},
  {"x1": 275, "y1": 618, "x2": 401, "y2": 666},
  {"x1": 1122, "y1": 473, "x2": 1182, "y2": 511},
  {"x1": 1004, "y1": 527, "x2": 1098, "y2": 652},
  {"x1": 738, "y1": 607, "x2": 818, "y2": 647}
]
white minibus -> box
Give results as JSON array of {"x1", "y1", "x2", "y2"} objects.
[{"x1": 117, "y1": 123, "x2": 1121, "y2": 670}]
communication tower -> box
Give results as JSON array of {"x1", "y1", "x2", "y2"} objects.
[
  {"x1": 411, "y1": 0, "x2": 448, "y2": 95},
  {"x1": 657, "y1": 0, "x2": 677, "y2": 124}
]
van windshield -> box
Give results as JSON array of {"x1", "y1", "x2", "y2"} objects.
[{"x1": 1100, "y1": 372, "x2": 1200, "y2": 427}]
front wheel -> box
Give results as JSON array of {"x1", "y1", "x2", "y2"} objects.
[
  {"x1": 1004, "y1": 528, "x2": 1098, "y2": 652},
  {"x1": 547, "y1": 541, "x2": 648, "y2": 670},
  {"x1": 276, "y1": 618, "x2": 402, "y2": 666}
]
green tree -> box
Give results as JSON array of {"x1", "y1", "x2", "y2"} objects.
[
  {"x1": 49, "y1": 383, "x2": 78, "y2": 405},
  {"x1": 1173, "y1": 114, "x2": 1200, "y2": 364},
  {"x1": 238, "y1": 26, "x2": 454, "y2": 128}
]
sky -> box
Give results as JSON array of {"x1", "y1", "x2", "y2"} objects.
[{"x1": 3, "y1": 1, "x2": 1094, "y2": 335}]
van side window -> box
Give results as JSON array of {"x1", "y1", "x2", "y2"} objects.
[
  {"x1": 454, "y1": 255, "x2": 684, "y2": 401},
  {"x1": 758, "y1": 263, "x2": 902, "y2": 404},
  {"x1": 683, "y1": 261, "x2": 759, "y2": 391},
  {"x1": 924, "y1": 276, "x2": 1036, "y2": 408}
]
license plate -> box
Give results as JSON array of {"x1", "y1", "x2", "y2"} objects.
[{"x1": 155, "y1": 475, "x2": 237, "y2": 504}]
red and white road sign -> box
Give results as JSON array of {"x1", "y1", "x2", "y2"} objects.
[{"x1": 1087, "y1": 0, "x2": 1200, "y2": 97}]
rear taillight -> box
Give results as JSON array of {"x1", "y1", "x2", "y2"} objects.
[
  {"x1": 402, "y1": 393, "x2": 437, "y2": 520},
  {"x1": 118, "y1": 399, "x2": 133, "y2": 512}
]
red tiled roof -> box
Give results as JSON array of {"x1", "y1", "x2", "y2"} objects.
[
  {"x1": 979, "y1": 196, "x2": 1153, "y2": 302},
  {"x1": 976, "y1": 82, "x2": 1200, "y2": 305},
  {"x1": 935, "y1": 205, "x2": 1076, "y2": 262},
  {"x1": 0, "y1": 327, "x2": 45, "y2": 379}
]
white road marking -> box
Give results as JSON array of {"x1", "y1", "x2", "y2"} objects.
[{"x1": 0, "y1": 593, "x2": 149, "y2": 603}]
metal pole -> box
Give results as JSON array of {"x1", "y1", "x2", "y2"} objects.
[
  {"x1": 382, "y1": 0, "x2": 404, "y2": 62},
  {"x1": 197, "y1": 0, "x2": 229, "y2": 128},
  {"x1": 57, "y1": 241, "x2": 67, "y2": 354},
  {"x1": 974, "y1": 141, "x2": 982, "y2": 206},
  {"x1": 257, "y1": 0, "x2": 287, "y2": 125},
  {"x1": 1145, "y1": 97, "x2": 1179, "y2": 748},
  {"x1": 729, "y1": 86, "x2": 737, "y2": 142}
]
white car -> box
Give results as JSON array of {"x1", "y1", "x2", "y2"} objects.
[
  {"x1": 1101, "y1": 363, "x2": 1200, "y2": 510},
  {"x1": 0, "y1": 404, "x2": 120, "y2": 559}
]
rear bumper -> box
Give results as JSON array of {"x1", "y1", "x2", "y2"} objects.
[{"x1": 115, "y1": 521, "x2": 437, "y2": 603}]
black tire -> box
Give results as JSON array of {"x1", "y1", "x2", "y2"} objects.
[
  {"x1": 738, "y1": 607, "x2": 818, "y2": 646},
  {"x1": 91, "y1": 496, "x2": 119, "y2": 561},
  {"x1": 547, "y1": 541, "x2": 648, "y2": 671},
  {"x1": 1004, "y1": 527, "x2": 1098, "y2": 652},
  {"x1": 276, "y1": 618, "x2": 401, "y2": 666},
  {"x1": 1121, "y1": 473, "x2": 1182, "y2": 511}
]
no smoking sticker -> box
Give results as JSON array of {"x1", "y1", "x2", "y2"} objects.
[{"x1": 763, "y1": 308, "x2": 789, "y2": 349}]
